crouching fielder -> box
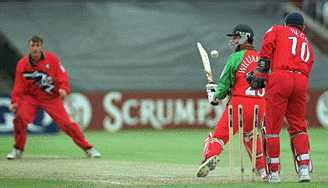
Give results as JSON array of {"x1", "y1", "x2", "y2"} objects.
[
  {"x1": 196, "y1": 24, "x2": 266, "y2": 179},
  {"x1": 7, "y1": 35, "x2": 101, "y2": 159}
]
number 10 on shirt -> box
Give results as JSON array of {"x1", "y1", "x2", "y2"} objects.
[{"x1": 288, "y1": 36, "x2": 310, "y2": 63}]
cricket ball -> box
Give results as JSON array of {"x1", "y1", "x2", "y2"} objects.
[{"x1": 210, "y1": 50, "x2": 219, "y2": 58}]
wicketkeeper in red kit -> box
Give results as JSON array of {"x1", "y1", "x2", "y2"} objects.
[
  {"x1": 7, "y1": 35, "x2": 101, "y2": 159},
  {"x1": 248, "y1": 12, "x2": 314, "y2": 183},
  {"x1": 196, "y1": 24, "x2": 266, "y2": 179}
]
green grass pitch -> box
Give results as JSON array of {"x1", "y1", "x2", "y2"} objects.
[{"x1": 0, "y1": 128, "x2": 327, "y2": 187}]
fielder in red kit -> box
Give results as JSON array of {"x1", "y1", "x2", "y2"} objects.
[
  {"x1": 7, "y1": 35, "x2": 101, "y2": 159},
  {"x1": 196, "y1": 24, "x2": 266, "y2": 180},
  {"x1": 248, "y1": 12, "x2": 314, "y2": 183}
]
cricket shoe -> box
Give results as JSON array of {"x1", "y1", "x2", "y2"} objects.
[
  {"x1": 7, "y1": 148, "x2": 23, "y2": 160},
  {"x1": 196, "y1": 156, "x2": 219, "y2": 177},
  {"x1": 85, "y1": 148, "x2": 101, "y2": 158},
  {"x1": 267, "y1": 171, "x2": 281, "y2": 183},
  {"x1": 298, "y1": 165, "x2": 311, "y2": 182},
  {"x1": 257, "y1": 168, "x2": 267, "y2": 180}
]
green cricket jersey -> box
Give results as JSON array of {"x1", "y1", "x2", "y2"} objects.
[{"x1": 215, "y1": 48, "x2": 259, "y2": 99}]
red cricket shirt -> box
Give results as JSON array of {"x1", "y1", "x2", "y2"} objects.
[
  {"x1": 11, "y1": 51, "x2": 70, "y2": 104},
  {"x1": 232, "y1": 49, "x2": 265, "y2": 98},
  {"x1": 259, "y1": 25, "x2": 314, "y2": 77}
]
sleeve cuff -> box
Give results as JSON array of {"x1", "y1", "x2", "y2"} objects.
[{"x1": 60, "y1": 87, "x2": 70, "y2": 94}]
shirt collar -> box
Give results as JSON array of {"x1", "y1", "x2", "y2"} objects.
[{"x1": 29, "y1": 52, "x2": 45, "y2": 67}]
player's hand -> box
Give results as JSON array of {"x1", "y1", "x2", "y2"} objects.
[
  {"x1": 206, "y1": 83, "x2": 217, "y2": 92},
  {"x1": 246, "y1": 71, "x2": 266, "y2": 89},
  {"x1": 59, "y1": 89, "x2": 68, "y2": 100},
  {"x1": 9, "y1": 103, "x2": 18, "y2": 113},
  {"x1": 206, "y1": 83, "x2": 220, "y2": 105},
  {"x1": 250, "y1": 77, "x2": 266, "y2": 89},
  {"x1": 207, "y1": 91, "x2": 221, "y2": 105},
  {"x1": 246, "y1": 71, "x2": 255, "y2": 84}
]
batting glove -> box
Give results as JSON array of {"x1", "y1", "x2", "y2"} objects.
[
  {"x1": 206, "y1": 83, "x2": 220, "y2": 105},
  {"x1": 206, "y1": 83, "x2": 217, "y2": 92}
]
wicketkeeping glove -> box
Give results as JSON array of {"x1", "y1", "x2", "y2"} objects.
[
  {"x1": 250, "y1": 77, "x2": 266, "y2": 89},
  {"x1": 246, "y1": 71, "x2": 266, "y2": 89},
  {"x1": 206, "y1": 83, "x2": 220, "y2": 105},
  {"x1": 246, "y1": 71, "x2": 255, "y2": 84}
]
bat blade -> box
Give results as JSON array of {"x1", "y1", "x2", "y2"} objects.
[{"x1": 197, "y1": 42, "x2": 214, "y2": 83}]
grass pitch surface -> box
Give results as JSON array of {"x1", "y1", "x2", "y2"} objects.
[{"x1": 0, "y1": 128, "x2": 327, "y2": 187}]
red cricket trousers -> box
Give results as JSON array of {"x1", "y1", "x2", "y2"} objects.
[
  {"x1": 207, "y1": 96, "x2": 266, "y2": 170},
  {"x1": 13, "y1": 95, "x2": 93, "y2": 151},
  {"x1": 265, "y1": 70, "x2": 310, "y2": 172}
]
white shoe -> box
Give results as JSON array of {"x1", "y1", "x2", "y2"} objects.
[
  {"x1": 257, "y1": 168, "x2": 267, "y2": 180},
  {"x1": 196, "y1": 156, "x2": 219, "y2": 177},
  {"x1": 267, "y1": 171, "x2": 281, "y2": 183},
  {"x1": 298, "y1": 165, "x2": 311, "y2": 182},
  {"x1": 85, "y1": 148, "x2": 101, "y2": 158},
  {"x1": 7, "y1": 148, "x2": 22, "y2": 160}
]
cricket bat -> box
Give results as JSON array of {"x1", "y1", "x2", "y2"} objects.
[{"x1": 196, "y1": 42, "x2": 214, "y2": 83}]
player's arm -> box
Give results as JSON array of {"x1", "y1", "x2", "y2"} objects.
[
  {"x1": 206, "y1": 55, "x2": 234, "y2": 105},
  {"x1": 10, "y1": 62, "x2": 25, "y2": 111},
  {"x1": 247, "y1": 58, "x2": 270, "y2": 89},
  {"x1": 53, "y1": 54, "x2": 70, "y2": 98},
  {"x1": 258, "y1": 26, "x2": 276, "y2": 60},
  {"x1": 214, "y1": 53, "x2": 240, "y2": 99},
  {"x1": 248, "y1": 26, "x2": 276, "y2": 89}
]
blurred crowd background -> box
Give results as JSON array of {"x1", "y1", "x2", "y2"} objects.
[
  {"x1": 294, "y1": 0, "x2": 328, "y2": 27},
  {"x1": 0, "y1": 0, "x2": 327, "y2": 93}
]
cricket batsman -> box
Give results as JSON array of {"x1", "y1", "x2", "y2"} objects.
[
  {"x1": 7, "y1": 35, "x2": 101, "y2": 159},
  {"x1": 196, "y1": 24, "x2": 266, "y2": 179},
  {"x1": 248, "y1": 12, "x2": 314, "y2": 183}
]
